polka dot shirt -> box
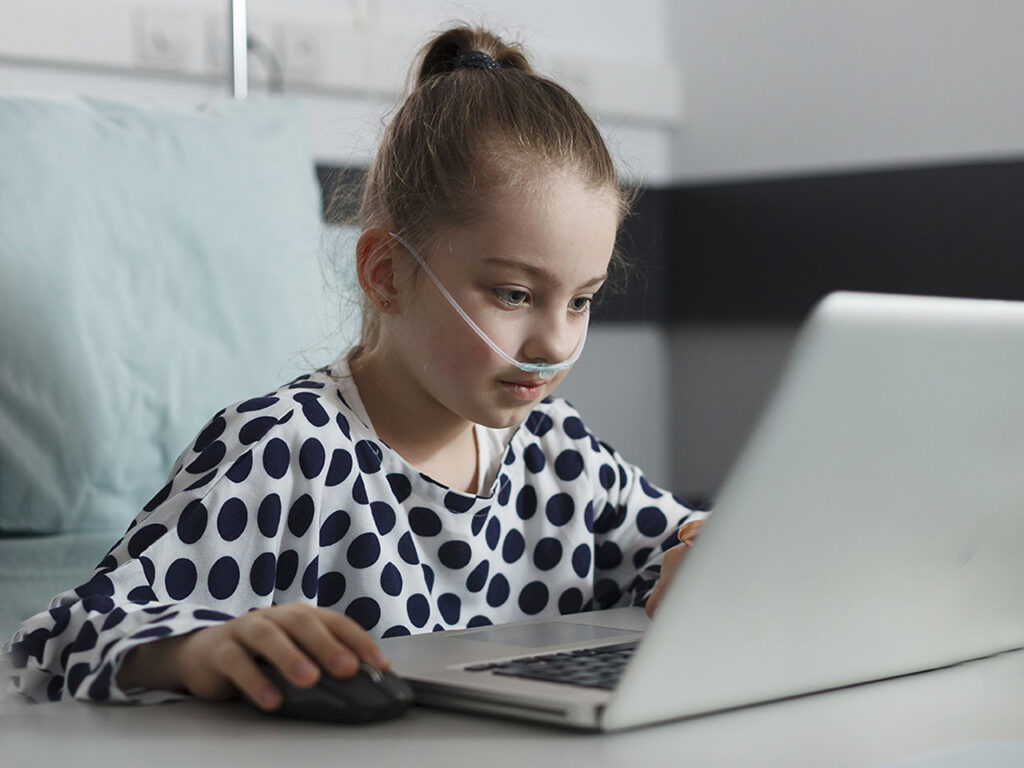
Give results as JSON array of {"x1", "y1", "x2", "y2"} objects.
[{"x1": 4, "y1": 357, "x2": 705, "y2": 704}]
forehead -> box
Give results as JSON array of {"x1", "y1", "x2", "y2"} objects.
[{"x1": 445, "y1": 169, "x2": 619, "y2": 281}]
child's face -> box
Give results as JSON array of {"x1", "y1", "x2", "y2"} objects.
[{"x1": 392, "y1": 169, "x2": 619, "y2": 429}]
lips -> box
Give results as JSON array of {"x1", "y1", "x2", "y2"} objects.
[
  {"x1": 500, "y1": 379, "x2": 545, "y2": 402},
  {"x1": 509, "y1": 376, "x2": 545, "y2": 387}
]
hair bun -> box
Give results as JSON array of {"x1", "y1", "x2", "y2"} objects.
[
  {"x1": 416, "y1": 25, "x2": 532, "y2": 85},
  {"x1": 453, "y1": 50, "x2": 500, "y2": 71}
]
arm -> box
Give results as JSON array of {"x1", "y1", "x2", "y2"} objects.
[
  {"x1": 588, "y1": 439, "x2": 711, "y2": 612},
  {"x1": 4, "y1": 391, "x2": 379, "y2": 705},
  {"x1": 643, "y1": 518, "x2": 706, "y2": 617}
]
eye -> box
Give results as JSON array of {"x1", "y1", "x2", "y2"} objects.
[
  {"x1": 569, "y1": 296, "x2": 593, "y2": 314},
  {"x1": 495, "y1": 288, "x2": 529, "y2": 307}
]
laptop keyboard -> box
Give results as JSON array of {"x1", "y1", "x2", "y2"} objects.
[{"x1": 463, "y1": 641, "x2": 639, "y2": 691}]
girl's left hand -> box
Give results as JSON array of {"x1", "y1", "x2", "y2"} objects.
[{"x1": 644, "y1": 519, "x2": 706, "y2": 618}]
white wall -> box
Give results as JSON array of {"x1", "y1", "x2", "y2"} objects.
[
  {"x1": 668, "y1": 0, "x2": 1024, "y2": 182},
  {"x1": 0, "y1": 0, "x2": 681, "y2": 183}
]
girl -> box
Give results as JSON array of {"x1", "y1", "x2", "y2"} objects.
[{"x1": 4, "y1": 25, "x2": 706, "y2": 711}]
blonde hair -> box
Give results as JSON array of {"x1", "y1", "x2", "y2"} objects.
[{"x1": 345, "y1": 25, "x2": 629, "y2": 348}]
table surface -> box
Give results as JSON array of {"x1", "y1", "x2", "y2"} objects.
[{"x1": 3, "y1": 646, "x2": 1024, "y2": 768}]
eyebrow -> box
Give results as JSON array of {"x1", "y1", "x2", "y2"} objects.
[{"x1": 481, "y1": 257, "x2": 607, "y2": 291}]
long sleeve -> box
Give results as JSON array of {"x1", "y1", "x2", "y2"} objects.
[
  {"x1": 524, "y1": 404, "x2": 709, "y2": 611},
  {"x1": 590, "y1": 445, "x2": 709, "y2": 609},
  {"x1": 4, "y1": 388, "x2": 323, "y2": 703},
  {"x1": 512, "y1": 399, "x2": 712, "y2": 618}
]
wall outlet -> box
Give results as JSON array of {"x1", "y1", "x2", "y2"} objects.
[
  {"x1": 275, "y1": 22, "x2": 324, "y2": 83},
  {"x1": 133, "y1": 8, "x2": 192, "y2": 70}
]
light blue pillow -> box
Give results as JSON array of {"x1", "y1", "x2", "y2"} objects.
[{"x1": 0, "y1": 95, "x2": 354, "y2": 534}]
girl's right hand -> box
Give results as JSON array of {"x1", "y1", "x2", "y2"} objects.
[{"x1": 116, "y1": 603, "x2": 389, "y2": 711}]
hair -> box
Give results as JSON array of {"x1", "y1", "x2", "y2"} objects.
[{"x1": 340, "y1": 25, "x2": 632, "y2": 348}]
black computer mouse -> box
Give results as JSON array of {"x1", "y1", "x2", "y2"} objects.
[{"x1": 250, "y1": 657, "x2": 415, "y2": 724}]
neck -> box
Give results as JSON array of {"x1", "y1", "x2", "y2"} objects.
[{"x1": 348, "y1": 345, "x2": 479, "y2": 493}]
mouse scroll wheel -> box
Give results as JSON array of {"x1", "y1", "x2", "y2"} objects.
[{"x1": 359, "y1": 662, "x2": 384, "y2": 684}]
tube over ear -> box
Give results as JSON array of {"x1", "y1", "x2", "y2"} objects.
[{"x1": 355, "y1": 228, "x2": 402, "y2": 313}]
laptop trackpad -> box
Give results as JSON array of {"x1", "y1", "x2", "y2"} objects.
[{"x1": 459, "y1": 621, "x2": 638, "y2": 648}]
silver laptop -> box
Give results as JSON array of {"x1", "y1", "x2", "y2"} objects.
[{"x1": 379, "y1": 291, "x2": 1024, "y2": 731}]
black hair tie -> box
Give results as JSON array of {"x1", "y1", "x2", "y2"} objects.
[{"x1": 453, "y1": 50, "x2": 500, "y2": 71}]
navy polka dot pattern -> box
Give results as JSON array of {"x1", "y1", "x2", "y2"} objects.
[
  {"x1": 3, "y1": 360, "x2": 706, "y2": 705},
  {"x1": 524, "y1": 444, "x2": 546, "y2": 473}
]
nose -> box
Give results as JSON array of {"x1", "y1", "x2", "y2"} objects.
[{"x1": 520, "y1": 311, "x2": 586, "y2": 367}]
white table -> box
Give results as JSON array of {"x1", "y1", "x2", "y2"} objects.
[{"x1": 3, "y1": 647, "x2": 1023, "y2": 768}]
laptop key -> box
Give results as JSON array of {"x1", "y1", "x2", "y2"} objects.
[{"x1": 466, "y1": 640, "x2": 639, "y2": 689}]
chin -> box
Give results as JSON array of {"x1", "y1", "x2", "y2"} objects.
[{"x1": 477, "y1": 402, "x2": 538, "y2": 430}]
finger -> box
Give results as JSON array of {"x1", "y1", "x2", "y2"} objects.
[
  {"x1": 319, "y1": 609, "x2": 391, "y2": 671},
  {"x1": 645, "y1": 587, "x2": 662, "y2": 618},
  {"x1": 270, "y1": 606, "x2": 361, "y2": 680},
  {"x1": 213, "y1": 637, "x2": 283, "y2": 711},
  {"x1": 678, "y1": 519, "x2": 705, "y2": 543},
  {"x1": 646, "y1": 546, "x2": 688, "y2": 618},
  {"x1": 677, "y1": 520, "x2": 702, "y2": 541},
  {"x1": 662, "y1": 541, "x2": 689, "y2": 572},
  {"x1": 233, "y1": 611, "x2": 321, "y2": 689},
  {"x1": 657, "y1": 546, "x2": 688, "y2": 595},
  {"x1": 646, "y1": 574, "x2": 670, "y2": 618}
]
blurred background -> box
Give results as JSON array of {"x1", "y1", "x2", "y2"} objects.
[{"x1": 2, "y1": 0, "x2": 1023, "y2": 505}]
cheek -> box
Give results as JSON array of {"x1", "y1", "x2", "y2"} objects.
[{"x1": 418, "y1": 303, "x2": 497, "y2": 378}]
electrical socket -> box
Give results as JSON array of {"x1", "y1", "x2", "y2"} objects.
[
  {"x1": 275, "y1": 22, "x2": 324, "y2": 83},
  {"x1": 133, "y1": 8, "x2": 192, "y2": 70}
]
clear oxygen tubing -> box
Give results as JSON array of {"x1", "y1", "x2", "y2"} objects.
[{"x1": 388, "y1": 232, "x2": 588, "y2": 380}]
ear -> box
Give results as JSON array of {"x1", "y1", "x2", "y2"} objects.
[{"x1": 355, "y1": 227, "x2": 401, "y2": 313}]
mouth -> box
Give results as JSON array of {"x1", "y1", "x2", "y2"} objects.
[{"x1": 499, "y1": 378, "x2": 547, "y2": 402}]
